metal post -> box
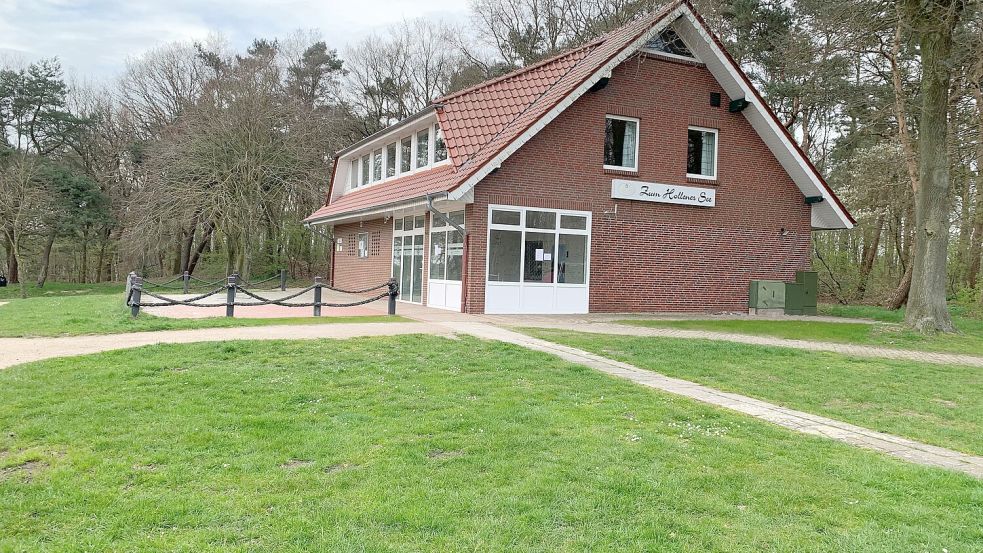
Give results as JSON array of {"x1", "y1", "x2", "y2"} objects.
[
  {"x1": 279, "y1": 269, "x2": 287, "y2": 291},
  {"x1": 183, "y1": 271, "x2": 190, "y2": 294},
  {"x1": 226, "y1": 275, "x2": 236, "y2": 318},
  {"x1": 388, "y1": 278, "x2": 398, "y2": 315},
  {"x1": 313, "y1": 276, "x2": 323, "y2": 317},
  {"x1": 130, "y1": 276, "x2": 143, "y2": 318}
]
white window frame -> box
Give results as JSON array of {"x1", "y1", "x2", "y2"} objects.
[
  {"x1": 486, "y1": 204, "x2": 591, "y2": 289},
  {"x1": 603, "y1": 114, "x2": 640, "y2": 172},
  {"x1": 357, "y1": 232, "x2": 369, "y2": 258},
  {"x1": 686, "y1": 126, "x2": 718, "y2": 181},
  {"x1": 392, "y1": 214, "x2": 427, "y2": 304},
  {"x1": 428, "y1": 210, "x2": 465, "y2": 283},
  {"x1": 339, "y1": 120, "x2": 453, "y2": 195}
]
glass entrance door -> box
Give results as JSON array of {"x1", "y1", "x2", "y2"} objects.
[{"x1": 392, "y1": 215, "x2": 425, "y2": 303}]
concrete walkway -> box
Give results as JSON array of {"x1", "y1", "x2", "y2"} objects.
[
  {"x1": 510, "y1": 320, "x2": 983, "y2": 368},
  {"x1": 454, "y1": 322, "x2": 983, "y2": 479},
  {"x1": 0, "y1": 322, "x2": 451, "y2": 369}
]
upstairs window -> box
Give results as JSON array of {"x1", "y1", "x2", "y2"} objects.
[
  {"x1": 434, "y1": 124, "x2": 448, "y2": 163},
  {"x1": 644, "y1": 28, "x2": 695, "y2": 59},
  {"x1": 360, "y1": 154, "x2": 370, "y2": 186},
  {"x1": 386, "y1": 142, "x2": 397, "y2": 178},
  {"x1": 415, "y1": 128, "x2": 430, "y2": 169},
  {"x1": 372, "y1": 148, "x2": 383, "y2": 181},
  {"x1": 604, "y1": 115, "x2": 639, "y2": 171},
  {"x1": 687, "y1": 127, "x2": 717, "y2": 179},
  {"x1": 349, "y1": 159, "x2": 358, "y2": 189},
  {"x1": 400, "y1": 137, "x2": 412, "y2": 174}
]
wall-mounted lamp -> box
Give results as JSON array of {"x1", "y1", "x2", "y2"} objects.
[{"x1": 780, "y1": 228, "x2": 790, "y2": 237}]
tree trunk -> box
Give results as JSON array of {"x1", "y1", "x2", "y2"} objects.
[
  {"x1": 36, "y1": 231, "x2": 56, "y2": 288},
  {"x1": 855, "y1": 212, "x2": 885, "y2": 302},
  {"x1": 903, "y1": 2, "x2": 961, "y2": 333},
  {"x1": 3, "y1": 232, "x2": 19, "y2": 284},
  {"x1": 187, "y1": 222, "x2": 214, "y2": 276},
  {"x1": 886, "y1": 263, "x2": 913, "y2": 310}
]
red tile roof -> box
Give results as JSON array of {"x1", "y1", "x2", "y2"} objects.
[{"x1": 305, "y1": 164, "x2": 459, "y2": 221}]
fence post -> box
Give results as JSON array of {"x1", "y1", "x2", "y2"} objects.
[
  {"x1": 313, "y1": 276, "x2": 322, "y2": 317},
  {"x1": 279, "y1": 269, "x2": 287, "y2": 291},
  {"x1": 130, "y1": 276, "x2": 143, "y2": 318},
  {"x1": 183, "y1": 271, "x2": 190, "y2": 294},
  {"x1": 388, "y1": 278, "x2": 398, "y2": 315},
  {"x1": 226, "y1": 275, "x2": 237, "y2": 318}
]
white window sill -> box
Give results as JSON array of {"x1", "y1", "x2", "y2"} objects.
[
  {"x1": 603, "y1": 165, "x2": 638, "y2": 172},
  {"x1": 686, "y1": 173, "x2": 717, "y2": 181}
]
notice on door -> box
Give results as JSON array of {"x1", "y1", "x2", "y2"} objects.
[{"x1": 611, "y1": 179, "x2": 715, "y2": 207}]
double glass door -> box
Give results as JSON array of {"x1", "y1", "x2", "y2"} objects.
[{"x1": 392, "y1": 215, "x2": 424, "y2": 303}]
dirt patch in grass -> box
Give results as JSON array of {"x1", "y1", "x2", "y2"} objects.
[
  {"x1": 323, "y1": 462, "x2": 355, "y2": 474},
  {"x1": 0, "y1": 459, "x2": 47, "y2": 481}
]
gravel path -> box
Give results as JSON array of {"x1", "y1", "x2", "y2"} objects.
[
  {"x1": 512, "y1": 321, "x2": 983, "y2": 367},
  {"x1": 0, "y1": 322, "x2": 450, "y2": 369}
]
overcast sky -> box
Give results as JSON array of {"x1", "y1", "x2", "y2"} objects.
[{"x1": 0, "y1": 0, "x2": 471, "y2": 82}]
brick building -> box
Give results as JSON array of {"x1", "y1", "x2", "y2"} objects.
[{"x1": 305, "y1": 0, "x2": 853, "y2": 315}]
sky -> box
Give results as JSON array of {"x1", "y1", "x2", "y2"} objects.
[{"x1": 0, "y1": 0, "x2": 472, "y2": 82}]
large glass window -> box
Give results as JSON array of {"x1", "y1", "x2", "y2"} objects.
[
  {"x1": 416, "y1": 128, "x2": 430, "y2": 169},
  {"x1": 385, "y1": 142, "x2": 397, "y2": 178},
  {"x1": 604, "y1": 116, "x2": 638, "y2": 170},
  {"x1": 393, "y1": 215, "x2": 426, "y2": 303},
  {"x1": 429, "y1": 210, "x2": 465, "y2": 282},
  {"x1": 488, "y1": 230, "x2": 522, "y2": 282},
  {"x1": 400, "y1": 137, "x2": 412, "y2": 173},
  {"x1": 557, "y1": 234, "x2": 587, "y2": 284},
  {"x1": 434, "y1": 124, "x2": 447, "y2": 162},
  {"x1": 687, "y1": 127, "x2": 717, "y2": 179}
]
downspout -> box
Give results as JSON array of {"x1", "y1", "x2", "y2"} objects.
[{"x1": 427, "y1": 193, "x2": 469, "y2": 313}]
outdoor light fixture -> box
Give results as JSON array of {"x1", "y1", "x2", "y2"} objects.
[{"x1": 780, "y1": 227, "x2": 790, "y2": 237}]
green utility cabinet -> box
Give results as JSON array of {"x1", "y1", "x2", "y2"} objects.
[
  {"x1": 749, "y1": 280, "x2": 786, "y2": 314},
  {"x1": 795, "y1": 271, "x2": 818, "y2": 315},
  {"x1": 784, "y1": 283, "x2": 804, "y2": 315}
]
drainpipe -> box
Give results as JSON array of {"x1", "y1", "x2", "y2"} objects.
[{"x1": 426, "y1": 193, "x2": 469, "y2": 313}]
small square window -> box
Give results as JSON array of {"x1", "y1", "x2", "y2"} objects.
[
  {"x1": 357, "y1": 233, "x2": 369, "y2": 258},
  {"x1": 687, "y1": 127, "x2": 718, "y2": 179},
  {"x1": 604, "y1": 115, "x2": 639, "y2": 171}
]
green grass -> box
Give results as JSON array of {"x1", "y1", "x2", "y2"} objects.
[
  {"x1": 0, "y1": 294, "x2": 403, "y2": 337},
  {"x1": 617, "y1": 304, "x2": 983, "y2": 355},
  {"x1": 524, "y1": 329, "x2": 983, "y2": 456},
  {"x1": 0, "y1": 281, "x2": 125, "y2": 300},
  {"x1": 0, "y1": 336, "x2": 980, "y2": 551}
]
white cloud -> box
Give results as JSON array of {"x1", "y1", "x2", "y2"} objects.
[{"x1": 0, "y1": 0, "x2": 471, "y2": 81}]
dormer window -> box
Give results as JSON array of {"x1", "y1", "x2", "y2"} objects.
[
  {"x1": 434, "y1": 124, "x2": 448, "y2": 163},
  {"x1": 386, "y1": 142, "x2": 397, "y2": 178},
  {"x1": 372, "y1": 148, "x2": 383, "y2": 181},
  {"x1": 360, "y1": 155, "x2": 370, "y2": 186},
  {"x1": 643, "y1": 28, "x2": 695, "y2": 60},
  {"x1": 349, "y1": 159, "x2": 358, "y2": 189},
  {"x1": 400, "y1": 137, "x2": 412, "y2": 174},
  {"x1": 415, "y1": 128, "x2": 430, "y2": 169}
]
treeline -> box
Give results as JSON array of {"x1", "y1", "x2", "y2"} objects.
[{"x1": 1, "y1": 0, "x2": 981, "y2": 324}]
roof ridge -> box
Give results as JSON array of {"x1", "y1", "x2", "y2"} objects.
[{"x1": 434, "y1": 38, "x2": 606, "y2": 104}]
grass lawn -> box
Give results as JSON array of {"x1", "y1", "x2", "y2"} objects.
[
  {"x1": 0, "y1": 292, "x2": 403, "y2": 337},
  {"x1": 524, "y1": 329, "x2": 983, "y2": 457},
  {"x1": 0, "y1": 281, "x2": 125, "y2": 300},
  {"x1": 0, "y1": 337, "x2": 980, "y2": 551},
  {"x1": 618, "y1": 303, "x2": 983, "y2": 356}
]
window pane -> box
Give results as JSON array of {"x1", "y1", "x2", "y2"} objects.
[
  {"x1": 386, "y1": 142, "x2": 397, "y2": 178},
  {"x1": 392, "y1": 236, "x2": 402, "y2": 280},
  {"x1": 557, "y1": 234, "x2": 587, "y2": 284},
  {"x1": 526, "y1": 210, "x2": 556, "y2": 229},
  {"x1": 403, "y1": 216, "x2": 414, "y2": 230},
  {"x1": 400, "y1": 137, "x2": 412, "y2": 173},
  {"x1": 688, "y1": 129, "x2": 715, "y2": 176},
  {"x1": 434, "y1": 124, "x2": 447, "y2": 162},
  {"x1": 449, "y1": 210, "x2": 465, "y2": 227},
  {"x1": 400, "y1": 238, "x2": 412, "y2": 300},
  {"x1": 644, "y1": 28, "x2": 694, "y2": 58},
  {"x1": 372, "y1": 149, "x2": 382, "y2": 181},
  {"x1": 524, "y1": 231, "x2": 555, "y2": 283},
  {"x1": 412, "y1": 234, "x2": 424, "y2": 302},
  {"x1": 488, "y1": 230, "x2": 521, "y2": 282},
  {"x1": 350, "y1": 159, "x2": 358, "y2": 188},
  {"x1": 415, "y1": 215, "x2": 425, "y2": 229},
  {"x1": 358, "y1": 233, "x2": 368, "y2": 258},
  {"x1": 560, "y1": 214, "x2": 587, "y2": 230},
  {"x1": 416, "y1": 129, "x2": 429, "y2": 168},
  {"x1": 604, "y1": 117, "x2": 636, "y2": 168},
  {"x1": 430, "y1": 231, "x2": 447, "y2": 280},
  {"x1": 446, "y1": 230, "x2": 464, "y2": 281},
  {"x1": 491, "y1": 210, "x2": 520, "y2": 226},
  {"x1": 360, "y1": 155, "x2": 370, "y2": 185},
  {"x1": 394, "y1": 218, "x2": 403, "y2": 231}
]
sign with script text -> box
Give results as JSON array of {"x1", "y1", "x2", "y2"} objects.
[{"x1": 611, "y1": 179, "x2": 716, "y2": 207}]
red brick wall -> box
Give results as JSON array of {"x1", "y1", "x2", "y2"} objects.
[
  {"x1": 463, "y1": 54, "x2": 812, "y2": 314},
  {"x1": 332, "y1": 219, "x2": 393, "y2": 291}
]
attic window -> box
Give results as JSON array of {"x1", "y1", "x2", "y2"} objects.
[{"x1": 643, "y1": 28, "x2": 695, "y2": 60}]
